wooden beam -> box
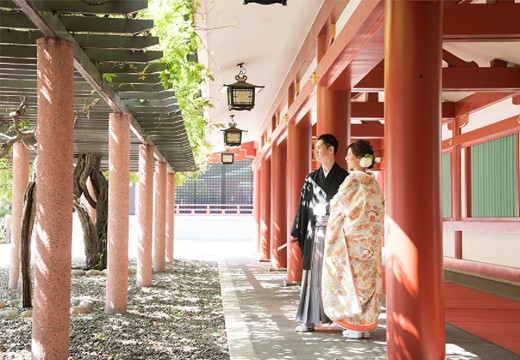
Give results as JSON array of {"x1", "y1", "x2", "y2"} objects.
[
  {"x1": 443, "y1": 67, "x2": 520, "y2": 91},
  {"x1": 350, "y1": 101, "x2": 455, "y2": 119},
  {"x1": 454, "y1": 91, "x2": 518, "y2": 116},
  {"x1": 43, "y1": 0, "x2": 148, "y2": 15},
  {"x1": 355, "y1": 66, "x2": 520, "y2": 91},
  {"x1": 351, "y1": 122, "x2": 384, "y2": 138},
  {"x1": 84, "y1": 48, "x2": 163, "y2": 63},
  {"x1": 287, "y1": 80, "x2": 316, "y2": 127},
  {"x1": 108, "y1": 73, "x2": 164, "y2": 84},
  {"x1": 118, "y1": 91, "x2": 174, "y2": 100},
  {"x1": 316, "y1": 0, "x2": 385, "y2": 89},
  {"x1": 444, "y1": 3, "x2": 520, "y2": 41},
  {"x1": 59, "y1": 15, "x2": 153, "y2": 35},
  {"x1": 0, "y1": 29, "x2": 42, "y2": 44},
  {"x1": 73, "y1": 34, "x2": 159, "y2": 50},
  {"x1": 95, "y1": 62, "x2": 166, "y2": 74},
  {"x1": 442, "y1": 114, "x2": 520, "y2": 149},
  {"x1": 0, "y1": 11, "x2": 37, "y2": 30}
]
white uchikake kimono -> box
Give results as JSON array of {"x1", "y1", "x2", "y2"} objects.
[{"x1": 321, "y1": 171, "x2": 384, "y2": 331}]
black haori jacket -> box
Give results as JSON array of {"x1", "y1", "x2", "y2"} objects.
[{"x1": 291, "y1": 163, "x2": 348, "y2": 270}]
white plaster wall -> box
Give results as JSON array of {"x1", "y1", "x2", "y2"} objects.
[
  {"x1": 463, "y1": 232, "x2": 520, "y2": 268},
  {"x1": 443, "y1": 229, "x2": 456, "y2": 258},
  {"x1": 174, "y1": 215, "x2": 254, "y2": 241}
]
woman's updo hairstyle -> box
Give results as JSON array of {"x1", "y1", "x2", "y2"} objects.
[{"x1": 347, "y1": 139, "x2": 375, "y2": 170}]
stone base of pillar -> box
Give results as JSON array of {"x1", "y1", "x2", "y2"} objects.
[
  {"x1": 283, "y1": 280, "x2": 301, "y2": 287},
  {"x1": 268, "y1": 267, "x2": 287, "y2": 272}
]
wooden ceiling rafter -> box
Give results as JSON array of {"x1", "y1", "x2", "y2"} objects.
[{"x1": 0, "y1": 0, "x2": 196, "y2": 172}]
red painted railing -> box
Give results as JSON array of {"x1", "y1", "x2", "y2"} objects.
[{"x1": 174, "y1": 204, "x2": 253, "y2": 216}]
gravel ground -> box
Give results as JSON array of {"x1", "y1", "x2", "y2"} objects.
[{"x1": 0, "y1": 259, "x2": 230, "y2": 360}]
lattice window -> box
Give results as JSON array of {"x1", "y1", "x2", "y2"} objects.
[
  {"x1": 176, "y1": 159, "x2": 253, "y2": 205},
  {"x1": 471, "y1": 134, "x2": 516, "y2": 217},
  {"x1": 223, "y1": 159, "x2": 254, "y2": 204}
]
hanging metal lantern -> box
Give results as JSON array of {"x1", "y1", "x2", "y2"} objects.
[
  {"x1": 221, "y1": 115, "x2": 247, "y2": 147},
  {"x1": 220, "y1": 149, "x2": 235, "y2": 165},
  {"x1": 222, "y1": 63, "x2": 264, "y2": 111}
]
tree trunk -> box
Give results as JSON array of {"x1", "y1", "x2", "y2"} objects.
[
  {"x1": 73, "y1": 153, "x2": 108, "y2": 270},
  {"x1": 92, "y1": 166, "x2": 108, "y2": 269},
  {"x1": 20, "y1": 181, "x2": 36, "y2": 308}
]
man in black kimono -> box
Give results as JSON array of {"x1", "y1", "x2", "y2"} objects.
[{"x1": 291, "y1": 133, "x2": 349, "y2": 332}]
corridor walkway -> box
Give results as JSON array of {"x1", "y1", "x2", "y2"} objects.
[{"x1": 217, "y1": 254, "x2": 519, "y2": 360}]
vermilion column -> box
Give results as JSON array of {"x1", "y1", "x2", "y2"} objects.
[
  {"x1": 259, "y1": 157, "x2": 271, "y2": 261},
  {"x1": 105, "y1": 112, "x2": 131, "y2": 314},
  {"x1": 9, "y1": 142, "x2": 29, "y2": 289},
  {"x1": 451, "y1": 118, "x2": 463, "y2": 259},
  {"x1": 270, "y1": 141, "x2": 287, "y2": 269},
  {"x1": 286, "y1": 118, "x2": 312, "y2": 283},
  {"x1": 153, "y1": 161, "x2": 167, "y2": 271},
  {"x1": 166, "y1": 172, "x2": 175, "y2": 262},
  {"x1": 32, "y1": 37, "x2": 74, "y2": 360},
  {"x1": 385, "y1": 2, "x2": 445, "y2": 359},
  {"x1": 316, "y1": 26, "x2": 351, "y2": 160},
  {"x1": 137, "y1": 144, "x2": 154, "y2": 287},
  {"x1": 316, "y1": 87, "x2": 351, "y2": 159},
  {"x1": 253, "y1": 165, "x2": 261, "y2": 254}
]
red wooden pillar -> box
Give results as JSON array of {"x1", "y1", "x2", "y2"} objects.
[
  {"x1": 451, "y1": 117, "x2": 463, "y2": 259},
  {"x1": 385, "y1": 2, "x2": 445, "y2": 359},
  {"x1": 32, "y1": 37, "x2": 75, "y2": 360},
  {"x1": 253, "y1": 164, "x2": 261, "y2": 254},
  {"x1": 270, "y1": 140, "x2": 287, "y2": 269},
  {"x1": 286, "y1": 115, "x2": 312, "y2": 283},
  {"x1": 259, "y1": 157, "x2": 271, "y2": 261},
  {"x1": 316, "y1": 23, "x2": 350, "y2": 160}
]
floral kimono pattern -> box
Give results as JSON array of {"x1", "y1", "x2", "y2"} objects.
[{"x1": 321, "y1": 171, "x2": 384, "y2": 331}]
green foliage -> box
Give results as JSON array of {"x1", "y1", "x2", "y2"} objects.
[
  {"x1": 144, "y1": 0, "x2": 214, "y2": 186},
  {"x1": 102, "y1": 72, "x2": 116, "y2": 83},
  {"x1": 0, "y1": 158, "x2": 13, "y2": 218},
  {"x1": 8, "y1": 118, "x2": 36, "y2": 133},
  {"x1": 129, "y1": 172, "x2": 139, "y2": 184}
]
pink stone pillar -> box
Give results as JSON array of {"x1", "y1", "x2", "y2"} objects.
[
  {"x1": 105, "y1": 113, "x2": 130, "y2": 314},
  {"x1": 32, "y1": 37, "x2": 74, "y2": 360},
  {"x1": 137, "y1": 144, "x2": 154, "y2": 287},
  {"x1": 9, "y1": 142, "x2": 30, "y2": 289},
  {"x1": 153, "y1": 161, "x2": 167, "y2": 272},
  {"x1": 166, "y1": 172, "x2": 176, "y2": 262}
]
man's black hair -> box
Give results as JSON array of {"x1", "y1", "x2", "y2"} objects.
[{"x1": 317, "y1": 134, "x2": 339, "y2": 155}]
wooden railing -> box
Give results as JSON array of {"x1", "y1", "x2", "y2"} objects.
[{"x1": 174, "y1": 204, "x2": 253, "y2": 216}]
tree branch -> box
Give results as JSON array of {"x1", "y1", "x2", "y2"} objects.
[{"x1": 0, "y1": 96, "x2": 36, "y2": 158}]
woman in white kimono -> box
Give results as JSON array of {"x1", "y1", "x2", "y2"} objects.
[{"x1": 322, "y1": 139, "x2": 384, "y2": 339}]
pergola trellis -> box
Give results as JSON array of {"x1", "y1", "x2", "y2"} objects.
[{"x1": 0, "y1": 0, "x2": 196, "y2": 172}]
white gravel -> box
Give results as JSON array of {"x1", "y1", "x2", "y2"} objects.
[{"x1": 0, "y1": 258, "x2": 230, "y2": 360}]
